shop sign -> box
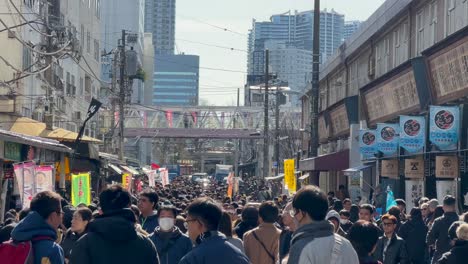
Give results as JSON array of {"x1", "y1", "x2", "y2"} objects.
[
  {"x1": 376, "y1": 123, "x2": 400, "y2": 156},
  {"x1": 405, "y1": 180, "x2": 424, "y2": 211},
  {"x1": 427, "y1": 35, "x2": 468, "y2": 104},
  {"x1": 329, "y1": 104, "x2": 349, "y2": 137},
  {"x1": 429, "y1": 105, "x2": 459, "y2": 151},
  {"x1": 400, "y1": 115, "x2": 425, "y2": 153},
  {"x1": 4, "y1": 142, "x2": 22, "y2": 161},
  {"x1": 363, "y1": 68, "x2": 419, "y2": 125},
  {"x1": 359, "y1": 130, "x2": 377, "y2": 159},
  {"x1": 381, "y1": 160, "x2": 399, "y2": 178},
  {"x1": 318, "y1": 115, "x2": 329, "y2": 142},
  {"x1": 435, "y1": 156, "x2": 459, "y2": 178},
  {"x1": 404, "y1": 158, "x2": 424, "y2": 178}
]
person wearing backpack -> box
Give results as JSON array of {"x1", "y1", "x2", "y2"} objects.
[{"x1": 4, "y1": 191, "x2": 65, "y2": 264}]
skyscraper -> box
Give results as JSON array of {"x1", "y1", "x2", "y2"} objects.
[
  {"x1": 344, "y1": 20, "x2": 362, "y2": 40},
  {"x1": 145, "y1": 0, "x2": 176, "y2": 55}
]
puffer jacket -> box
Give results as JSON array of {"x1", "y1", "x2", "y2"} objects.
[
  {"x1": 69, "y1": 209, "x2": 158, "y2": 264},
  {"x1": 373, "y1": 234, "x2": 409, "y2": 264},
  {"x1": 149, "y1": 226, "x2": 192, "y2": 264}
]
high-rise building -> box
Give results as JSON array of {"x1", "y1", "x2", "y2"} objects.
[
  {"x1": 145, "y1": 0, "x2": 176, "y2": 55},
  {"x1": 153, "y1": 55, "x2": 199, "y2": 106},
  {"x1": 344, "y1": 20, "x2": 362, "y2": 40}
]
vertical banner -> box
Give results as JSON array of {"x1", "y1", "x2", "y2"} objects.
[
  {"x1": 191, "y1": 112, "x2": 198, "y2": 127},
  {"x1": 160, "y1": 169, "x2": 169, "y2": 187},
  {"x1": 71, "y1": 173, "x2": 91, "y2": 206},
  {"x1": 284, "y1": 159, "x2": 296, "y2": 194},
  {"x1": 165, "y1": 111, "x2": 173, "y2": 128},
  {"x1": 400, "y1": 116, "x2": 425, "y2": 153},
  {"x1": 405, "y1": 180, "x2": 424, "y2": 211},
  {"x1": 35, "y1": 165, "x2": 54, "y2": 193},
  {"x1": 436, "y1": 180, "x2": 457, "y2": 204},
  {"x1": 122, "y1": 173, "x2": 132, "y2": 191},
  {"x1": 146, "y1": 170, "x2": 156, "y2": 187},
  {"x1": 430, "y1": 105, "x2": 460, "y2": 150},
  {"x1": 227, "y1": 172, "x2": 233, "y2": 198},
  {"x1": 376, "y1": 123, "x2": 400, "y2": 156},
  {"x1": 359, "y1": 130, "x2": 377, "y2": 159}
]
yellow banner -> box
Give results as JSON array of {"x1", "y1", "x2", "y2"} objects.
[
  {"x1": 122, "y1": 173, "x2": 132, "y2": 191},
  {"x1": 284, "y1": 159, "x2": 296, "y2": 193}
]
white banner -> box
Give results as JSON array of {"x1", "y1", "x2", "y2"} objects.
[
  {"x1": 146, "y1": 170, "x2": 156, "y2": 187},
  {"x1": 160, "y1": 168, "x2": 169, "y2": 187},
  {"x1": 405, "y1": 180, "x2": 424, "y2": 211},
  {"x1": 436, "y1": 180, "x2": 457, "y2": 204}
]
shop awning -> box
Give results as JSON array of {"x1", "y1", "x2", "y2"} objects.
[
  {"x1": 299, "y1": 149, "x2": 349, "y2": 172},
  {"x1": 9, "y1": 117, "x2": 101, "y2": 143},
  {"x1": 121, "y1": 165, "x2": 140, "y2": 175},
  {"x1": 299, "y1": 173, "x2": 310, "y2": 180},
  {"x1": 0, "y1": 128, "x2": 72, "y2": 153},
  {"x1": 108, "y1": 164, "x2": 123, "y2": 174},
  {"x1": 343, "y1": 165, "x2": 373, "y2": 175}
]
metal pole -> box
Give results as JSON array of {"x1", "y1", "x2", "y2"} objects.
[
  {"x1": 275, "y1": 85, "x2": 280, "y2": 176},
  {"x1": 234, "y1": 88, "x2": 240, "y2": 177},
  {"x1": 309, "y1": 0, "x2": 320, "y2": 158},
  {"x1": 119, "y1": 30, "x2": 126, "y2": 161},
  {"x1": 263, "y1": 49, "x2": 270, "y2": 178}
]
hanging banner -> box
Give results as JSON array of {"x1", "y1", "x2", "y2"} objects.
[
  {"x1": 436, "y1": 180, "x2": 457, "y2": 204},
  {"x1": 165, "y1": 111, "x2": 173, "y2": 128},
  {"x1": 400, "y1": 116, "x2": 426, "y2": 153},
  {"x1": 160, "y1": 168, "x2": 169, "y2": 187},
  {"x1": 14, "y1": 163, "x2": 34, "y2": 209},
  {"x1": 381, "y1": 160, "x2": 399, "y2": 178},
  {"x1": 359, "y1": 130, "x2": 377, "y2": 159},
  {"x1": 146, "y1": 170, "x2": 156, "y2": 187},
  {"x1": 227, "y1": 172, "x2": 233, "y2": 198},
  {"x1": 435, "y1": 156, "x2": 459, "y2": 178},
  {"x1": 71, "y1": 173, "x2": 91, "y2": 206},
  {"x1": 122, "y1": 173, "x2": 132, "y2": 191},
  {"x1": 404, "y1": 158, "x2": 424, "y2": 179},
  {"x1": 35, "y1": 165, "x2": 55, "y2": 193},
  {"x1": 376, "y1": 123, "x2": 400, "y2": 156},
  {"x1": 405, "y1": 179, "x2": 424, "y2": 211},
  {"x1": 429, "y1": 105, "x2": 460, "y2": 150},
  {"x1": 284, "y1": 159, "x2": 296, "y2": 194}
]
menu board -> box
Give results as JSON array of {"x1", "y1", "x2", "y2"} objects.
[
  {"x1": 363, "y1": 68, "x2": 420, "y2": 125},
  {"x1": 329, "y1": 104, "x2": 349, "y2": 137},
  {"x1": 428, "y1": 35, "x2": 468, "y2": 104}
]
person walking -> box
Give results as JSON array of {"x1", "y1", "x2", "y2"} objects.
[
  {"x1": 138, "y1": 190, "x2": 160, "y2": 233},
  {"x1": 373, "y1": 214, "x2": 409, "y2": 264},
  {"x1": 397, "y1": 208, "x2": 428, "y2": 264},
  {"x1": 179, "y1": 197, "x2": 249, "y2": 264},
  {"x1": 243, "y1": 201, "x2": 281, "y2": 264},
  {"x1": 61, "y1": 207, "x2": 93, "y2": 263},
  {"x1": 70, "y1": 185, "x2": 158, "y2": 264},
  {"x1": 287, "y1": 185, "x2": 359, "y2": 264},
  {"x1": 426, "y1": 195, "x2": 459, "y2": 264},
  {"x1": 279, "y1": 202, "x2": 298, "y2": 262},
  {"x1": 348, "y1": 220, "x2": 382, "y2": 264},
  {"x1": 219, "y1": 212, "x2": 244, "y2": 253},
  {"x1": 148, "y1": 204, "x2": 192, "y2": 264},
  {"x1": 438, "y1": 223, "x2": 468, "y2": 264},
  {"x1": 234, "y1": 205, "x2": 259, "y2": 240},
  {"x1": 9, "y1": 191, "x2": 65, "y2": 264}
]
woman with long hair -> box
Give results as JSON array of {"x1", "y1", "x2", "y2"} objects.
[{"x1": 219, "y1": 211, "x2": 244, "y2": 253}]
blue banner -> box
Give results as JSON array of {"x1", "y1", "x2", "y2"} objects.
[
  {"x1": 429, "y1": 106, "x2": 459, "y2": 150},
  {"x1": 359, "y1": 130, "x2": 377, "y2": 159},
  {"x1": 400, "y1": 115, "x2": 425, "y2": 154},
  {"x1": 377, "y1": 123, "x2": 400, "y2": 156}
]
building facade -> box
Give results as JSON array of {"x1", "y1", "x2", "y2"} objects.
[
  {"x1": 300, "y1": 0, "x2": 468, "y2": 208},
  {"x1": 344, "y1": 20, "x2": 362, "y2": 40},
  {"x1": 144, "y1": 0, "x2": 176, "y2": 55}
]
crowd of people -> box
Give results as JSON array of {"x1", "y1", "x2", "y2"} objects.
[{"x1": 0, "y1": 176, "x2": 467, "y2": 264}]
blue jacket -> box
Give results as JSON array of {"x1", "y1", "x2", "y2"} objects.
[
  {"x1": 179, "y1": 231, "x2": 249, "y2": 264},
  {"x1": 149, "y1": 227, "x2": 192, "y2": 264},
  {"x1": 140, "y1": 213, "x2": 159, "y2": 234},
  {"x1": 11, "y1": 211, "x2": 64, "y2": 264}
]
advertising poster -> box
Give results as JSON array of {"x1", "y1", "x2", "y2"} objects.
[
  {"x1": 376, "y1": 123, "x2": 400, "y2": 156},
  {"x1": 400, "y1": 115, "x2": 425, "y2": 153},
  {"x1": 13, "y1": 162, "x2": 35, "y2": 209},
  {"x1": 429, "y1": 105, "x2": 459, "y2": 150},
  {"x1": 284, "y1": 159, "x2": 296, "y2": 193},
  {"x1": 35, "y1": 165, "x2": 54, "y2": 193},
  {"x1": 405, "y1": 180, "x2": 424, "y2": 211},
  {"x1": 359, "y1": 130, "x2": 377, "y2": 159},
  {"x1": 71, "y1": 173, "x2": 91, "y2": 206},
  {"x1": 122, "y1": 173, "x2": 132, "y2": 191},
  {"x1": 436, "y1": 180, "x2": 457, "y2": 204}
]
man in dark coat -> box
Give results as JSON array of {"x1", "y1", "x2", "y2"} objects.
[
  {"x1": 438, "y1": 223, "x2": 468, "y2": 264},
  {"x1": 426, "y1": 195, "x2": 459, "y2": 264},
  {"x1": 398, "y1": 208, "x2": 428, "y2": 264},
  {"x1": 70, "y1": 185, "x2": 158, "y2": 264},
  {"x1": 373, "y1": 214, "x2": 409, "y2": 264}
]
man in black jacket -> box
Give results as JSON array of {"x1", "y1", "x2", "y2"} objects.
[
  {"x1": 70, "y1": 185, "x2": 159, "y2": 264},
  {"x1": 398, "y1": 208, "x2": 428, "y2": 264},
  {"x1": 426, "y1": 195, "x2": 459, "y2": 264},
  {"x1": 373, "y1": 214, "x2": 409, "y2": 264}
]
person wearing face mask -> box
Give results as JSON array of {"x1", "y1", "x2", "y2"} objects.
[
  {"x1": 287, "y1": 185, "x2": 359, "y2": 264},
  {"x1": 339, "y1": 210, "x2": 353, "y2": 233},
  {"x1": 149, "y1": 204, "x2": 192, "y2": 264}
]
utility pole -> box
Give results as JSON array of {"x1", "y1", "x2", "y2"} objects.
[
  {"x1": 310, "y1": 0, "x2": 320, "y2": 158},
  {"x1": 118, "y1": 30, "x2": 126, "y2": 161},
  {"x1": 263, "y1": 49, "x2": 269, "y2": 178},
  {"x1": 234, "y1": 88, "x2": 240, "y2": 178},
  {"x1": 275, "y1": 84, "x2": 280, "y2": 176}
]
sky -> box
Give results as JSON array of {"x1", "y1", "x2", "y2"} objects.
[{"x1": 176, "y1": 0, "x2": 386, "y2": 106}]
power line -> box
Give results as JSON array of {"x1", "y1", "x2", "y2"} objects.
[
  {"x1": 176, "y1": 38, "x2": 247, "y2": 53},
  {"x1": 178, "y1": 14, "x2": 248, "y2": 37}
]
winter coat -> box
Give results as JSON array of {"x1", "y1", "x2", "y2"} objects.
[
  {"x1": 69, "y1": 209, "x2": 158, "y2": 264},
  {"x1": 287, "y1": 221, "x2": 359, "y2": 264},
  {"x1": 179, "y1": 231, "x2": 249, "y2": 264},
  {"x1": 10, "y1": 211, "x2": 64, "y2": 264},
  {"x1": 60, "y1": 229, "x2": 85, "y2": 260},
  {"x1": 398, "y1": 218, "x2": 428, "y2": 264},
  {"x1": 226, "y1": 237, "x2": 244, "y2": 253},
  {"x1": 438, "y1": 240, "x2": 468, "y2": 264},
  {"x1": 148, "y1": 226, "x2": 192, "y2": 264},
  {"x1": 243, "y1": 223, "x2": 281, "y2": 264},
  {"x1": 279, "y1": 229, "x2": 293, "y2": 261},
  {"x1": 0, "y1": 223, "x2": 16, "y2": 243},
  {"x1": 140, "y1": 212, "x2": 159, "y2": 234},
  {"x1": 373, "y1": 233, "x2": 409, "y2": 264},
  {"x1": 426, "y1": 212, "x2": 459, "y2": 263},
  {"x1": 234, "y1": 221, "x2": 257, "y2": 240}
]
